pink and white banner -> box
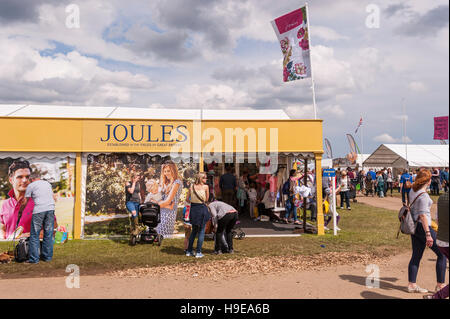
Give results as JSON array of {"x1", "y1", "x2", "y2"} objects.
[
  {"x1": 271, "y1": 6, "x2": 311, "y2": 82},
  {"x1": 434, "y1": 116, "x2": 449, "y2": 140}
]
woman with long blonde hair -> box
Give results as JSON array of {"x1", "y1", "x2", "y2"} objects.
[
  {"x1": 186, "y1": 172, "x2": 210, "y2": 258},
  {"x1": 155, "y1": 160, "x2": 182, "y2": 238},
  {"x1": 406, "y1": 168, "x2": 446, "y2": 294}
]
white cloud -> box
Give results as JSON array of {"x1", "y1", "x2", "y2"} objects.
[
  {"x1": 0, "y1": 35, "x2": 153, "y2": 105},
  {"x1": 284, "y1": 104, "x2": 315, "y2": 119},
  {"x1": 313, "y1": 26, "x2": 349, "y2": 41},
  {"x1": 320, "y1": 105, "x2": 345, "y2": 118},
  {"x1": 408, "y1": 81, "x2": 428, "y2": 92},
  {"x1": 373, "y1": 133, "x2": 412, "y2": 143},
  {"x1": 176, "y1": 84, "x2": 254, "y2": 108}
]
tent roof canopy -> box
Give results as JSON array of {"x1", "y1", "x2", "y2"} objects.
[
  {"x1": 0, "y1": 104, "x2": 291, "y2": 120},
  {"x1": 363, "y1": 144, "x2": 449, "y2": 168}
]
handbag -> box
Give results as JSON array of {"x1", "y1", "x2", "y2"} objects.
[
  {"x1": 396, "y1": 192, "x2": 425, "y2": 238},
  {"x1": 12, "y1": 201, "x2": 43, "y2": 262},
  {"x1": 12, "y1": 202, "x2": 28, "y2": 262},
  {"x1": 14, "y1": 238, "x2": 30, "y2": 263},
  {"x1": 192, "y1": 186, "x2": 214, "y2": 234}
]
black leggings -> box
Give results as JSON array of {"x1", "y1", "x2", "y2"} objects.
[
  {"x1": 386, "y1": 182, "x2": 394, "y2": 195},
  {"x1": 215, "y1": 212, "x2": 238, "y2": 253},
  {"x1": 408, "y1": 224, "x2": 447, "y2": 283}
]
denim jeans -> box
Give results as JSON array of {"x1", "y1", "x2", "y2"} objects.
[
  {"x1": 126, "y1": 201, "x2": 140, "y2": 218},
  {"x1": 340, "y1": 191, "x2": 350, "y2": 208},
  {"x1": 408, "y1": 224, "x2": 447, "y2": 284},
  {"x1": 284, "y1": 196, "x2": 298, "y2": 221},
  {"x1": 29, "y1": 210, "x2": 55, "y2": 263},
  {"x1": 187, "y1": 224, "x2": 206, "y2": 254},
  {"x1": 401, "y1": 188, "x2": 410, "y2": 204}
]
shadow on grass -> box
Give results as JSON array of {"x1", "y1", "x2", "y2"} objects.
[
  {"x1": 84, "y1": 218, "x2": 129, "y2": 237},
  {"x1": 160, "y1": 245, "x2": 216, "y2": 256}
]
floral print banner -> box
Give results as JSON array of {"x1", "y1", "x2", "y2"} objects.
[{"x1": 271, "y1": 6, "x2": 311, "y2": 82}]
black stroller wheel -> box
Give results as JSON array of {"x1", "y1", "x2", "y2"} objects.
[
  {"x1": 238, "y1": 232, "x2": 245, "y2": 239},
  {"x1": 156, "y1": 234, "x2": 163, "y2": 246},
  {"x1": 129, "y1": 235, "x2": 137, "y2": 246}
]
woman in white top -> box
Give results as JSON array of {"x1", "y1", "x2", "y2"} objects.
[
  {"x1": 386, "y1": 168, "x2": 394, "y2": 196},
  {"x1": 407, "y1": 169, "x2": 447, "y2": 294},
  {"x1": 339, "y1": 170, "x2": 351, "y2": 210}
]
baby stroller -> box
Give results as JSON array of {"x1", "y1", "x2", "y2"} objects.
[
  {"x1": 231, "y1": 219, "x2": 245, "y2": 240},
  {"x1": 129, "y1": 202, "x2": 163, "y2": 246}
]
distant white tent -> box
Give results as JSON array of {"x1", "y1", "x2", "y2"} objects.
[
  {"x1": 364, "y1": 144, "x2": 449, "y2": 168},
  {"x1": 321, "y1": 159, "x2": 332, "y2": 168}
]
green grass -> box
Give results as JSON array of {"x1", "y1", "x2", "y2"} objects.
[
  {"x1": 0, "y1": 203, "x2": 410, "y2": 278},
  {"x1": 390, "y1": 191, "x2": 440, "y2": 203}
]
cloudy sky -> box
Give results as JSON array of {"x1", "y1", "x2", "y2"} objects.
[{"x1": 0, "y1": 0, "x2": 448, "y2": 157}]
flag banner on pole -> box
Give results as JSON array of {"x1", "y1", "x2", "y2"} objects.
[
  {"x1": 346, "y1": 134, "x2": 361, "y2": 154},
  {"x1": 434, "y1": 116, "x2": 448, "y2": 140},
  {"x1": 355, "y1": 117, "x2": 363, "y2": 134},
  {"x1": 324, "y1": 138, "x2": 333, "y2": 159},
  {"x1": 271, "y1": 6, "x2": 311, "y2": 82}
]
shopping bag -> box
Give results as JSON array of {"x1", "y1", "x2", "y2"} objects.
[{"x1": 54, "y1": 225, "x2": 68, "y2": 244}]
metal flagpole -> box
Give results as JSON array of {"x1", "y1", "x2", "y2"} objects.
[
  {"x1": 332, "y1": 176, "x2": 337, "y2": 236},
  {"x1": 361, "y1": 115, "x2": 364, "y2": 170},
  {"x1": 305, "y1": 2, "x2": 317, "y2": 120},
  {"x1": 402, "y1": 98, "x2": 409, "y2": 171}
]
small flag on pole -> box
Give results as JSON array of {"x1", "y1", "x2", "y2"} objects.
[
  {"x1": 271, "y1": 6, "x2": 311, "y2": 82},
  {"x1": 355, "y1": 117, "x2": 363, "y2": 134}
]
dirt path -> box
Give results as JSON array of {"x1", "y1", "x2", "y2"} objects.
[
  {"x1": 1, "y1": 195, "x2": 446, "y2": 299},
  {"x1": 356, "y1": 195, "x2": 437, "y2": 219},
  {"x1": 0, "y1": 250, "x2": 447, "y2": 299}
]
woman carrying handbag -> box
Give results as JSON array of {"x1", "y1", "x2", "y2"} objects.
[
  {"x1": 186, "y1": 172, "x2": 210, "y2": 258},
  {"x1": 406, "y1": 169, "x2": 446, "y2": 294}
]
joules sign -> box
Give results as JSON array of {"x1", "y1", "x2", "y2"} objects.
[{"x1": 99, "y1": 124, "x2": 189, "y2": 143}]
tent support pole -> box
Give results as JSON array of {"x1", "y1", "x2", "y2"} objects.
[
  {"x1": 303, "y1": 158, "x2": 308, "y2": 230},
  {"x1": 74, "y1": 152, "x2": 82, "y2": 240},
  {"x1": 315, "y1": 153, "x2": 324, "y2": 235}
]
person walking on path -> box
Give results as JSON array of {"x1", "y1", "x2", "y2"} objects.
[
  {"x1": 376, "y1": 171, "x2": 385, "y2": 198},
  {"x1": 423, "y1": 191, "x2": 449, "y2": 299},
  {"x1": 440, "y1": 167, "x2": 449, "y2": 193},
  {"x1": 339, "y1": 170, "x2": 351, "y2": 210},
  {"x1": 25, "y1": 171, "x2": 56, "y2": 264},
  {"x1": 431, "y1": 168, "x2": 441, "y2": 196},
  {"x1": 219, "y1": 166, "x2": 237, "y2": 207},
  {"x1": 208, "y1": 199, "x2": 238, "y2": 254},
  {"x1": 400, "y1": 169, "x2": 413, "y2": 205},
  {"x1": 406, "y1": 169, "x2": 447, "y2": 294},
  {"x1": 386, "y1": 168, "x2": 394, "y2": 197},
  {"x1": 186, "y1": 172, "x2": 210, "y2": 258}
]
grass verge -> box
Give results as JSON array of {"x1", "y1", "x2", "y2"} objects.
[{"x1": 0, "y1": 202, "x2": 410, "y2": 278}]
